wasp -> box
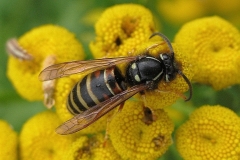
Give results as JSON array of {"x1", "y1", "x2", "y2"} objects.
[{"x1": 39, "y1": 32, "x2": 192, "y2": 135}]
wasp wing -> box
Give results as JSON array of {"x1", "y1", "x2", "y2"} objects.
[
  {"x1": 39, "y1": 56, "x2": 137, "y2": 81},
  {"x1": 55, "y1": 84, "x2": 148, "y2": 135}
]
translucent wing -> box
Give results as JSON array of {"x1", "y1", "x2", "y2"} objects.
[
  {"x1": 39, "y1": 56, "x2": 137, "y2": 81},
  {"x1": 55, "y1": 84, "x2": 148, "y2": 135}
]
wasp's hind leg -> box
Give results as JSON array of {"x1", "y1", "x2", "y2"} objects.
[
  {"x1": 103, "y1": 102, "x2": 125, "y2": 147},
  {"x1": 140, "y1": 91, "x2": 156, "y2": 125}
]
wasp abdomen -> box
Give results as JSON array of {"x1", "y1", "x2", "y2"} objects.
[{"x1": 67, "y1": 66, "x2": 126, "y2": 115}]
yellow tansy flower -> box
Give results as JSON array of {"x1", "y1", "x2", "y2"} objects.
[
  {"x1": 64, "y1": 134, "x2": 120, "y2": 160},
  {"x1": 174, "y1": 16, "x2": 240, "y2": 90},
  {"x1": 54, "y1": 74, "x2": 111, "y2": 135},
  {"x1": 90, "y1": 3, "x2": 157, "y2": 58},
  {"x1": 158, "y1": 0, "x2": 206, "y2": 25},
  {"x1": 203, "y1": 0, "x2": 240, "y2": 14},
  {"x1": 109, "y1": 100, "x2": 174, "y2": 160},
  {"x1": 176, "y1": 105, "x2": 240, "y2": 160},
  {"x1": 19, "y1": 111, "x2": 74, "y2": 160},
  {"x1": 0, "y1": 120, "x2": 18, "y2": 160},
  {"x1": 7, "y1": 24, "x2": 85, "y2": 101}
]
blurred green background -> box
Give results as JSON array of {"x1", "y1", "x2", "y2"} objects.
[{"x1": 1, "y1": 0, "x2": 240, "y2": 159}]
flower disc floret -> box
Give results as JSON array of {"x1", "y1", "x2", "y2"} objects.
[
  {"x1": 176, "y1": 105, "x2": 240, "y2": 160},
  {"x1": 174, "y1": 16, "x2": 240, "y2": 90}
]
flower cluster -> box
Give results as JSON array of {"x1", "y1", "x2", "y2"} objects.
[{"x1": 4, "y1": 2, "x2": 240, "y2": 160}]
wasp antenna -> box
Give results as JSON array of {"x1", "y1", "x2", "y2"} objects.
[
  {"x1": 177, "y1": 70, "x2": 192, "y2": 101},
  {"x1": 149, "y1": 32, "x2": 174, "y2": 57}
]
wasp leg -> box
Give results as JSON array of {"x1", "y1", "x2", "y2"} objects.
[
  {"x1": 42, "y1": 55, "x2": 56, "y2": 109},
  {"x1": 103, "y1": 102, "x2": 125, "y2": 147},
  {"x1": 127, "y1": 48, "x2": 137, "y2": 56},
  {"x1": 140, "y1": 91, "x2": 156, "y2": 125},
  {"x1": 146, "y1": 41, "x2": 165, "y2": 52},
  {"x1": 103, "y1": 117, "x2": 111, "y2": 147},
  {"x1": 154, "y1": 88, "x2": 188, "y2": 101},
  {"x1": 117, "y1": 102, "x2": 125, "y2": 112}
]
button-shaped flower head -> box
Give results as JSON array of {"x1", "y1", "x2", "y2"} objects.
[
  {"x1": 0, "y1": 120, "x2": 18, "y2": 160},
  {"x1": 174, "y1": 16, "x2": 240, "y2": 90},
  {"x1": 19, "y1": 111, "x2": 74, "y2": 160},
  {"x1": 7, "y1": 25, "x2": 85, "y2": 102},
  {"x1": 157, "y1": 0, "x2": 206, "y2": 25},
  {"x1": 90, "y1": 4, "x2": 156, "y2": 58},
  {"x1": 109, "y1": 100, "x2": 174, "y2": 159},
  {"x1": 176, "y1": 105, "x2": 240, "y2": 160}
]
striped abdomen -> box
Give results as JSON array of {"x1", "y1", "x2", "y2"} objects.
[{"x1": 67, "y1": 66, "x2": 126, "y2": 115}]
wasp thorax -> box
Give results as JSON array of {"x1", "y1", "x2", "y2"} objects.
[{"x1": 126, "y1": 56, "x2": 163, "y2": 87}]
